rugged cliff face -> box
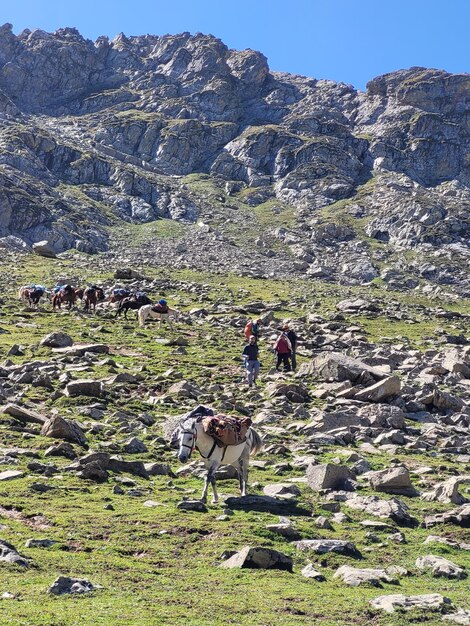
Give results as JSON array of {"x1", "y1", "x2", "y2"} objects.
[{"x1": 0, "y1": 24, "x2": 468, "y2": 293}]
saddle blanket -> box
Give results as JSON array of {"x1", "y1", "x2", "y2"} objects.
[{"x1": 202, "y1": 414, "x2": 252, "y2": 447}]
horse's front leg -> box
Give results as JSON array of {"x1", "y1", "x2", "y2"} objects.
[{"x1": 201, "y1": 461, "x2": 219, "y2": 504}]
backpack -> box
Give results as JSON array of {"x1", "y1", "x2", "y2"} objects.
[
  {"x1": 244, "y1": 321, "x2": 253, "y2": 338},
  {"x1": 276, "y1": 334, "x2": 291, "y2": 353},
  {"x1": 202, "y1": 414, "x2": 252, "y2": 447}
]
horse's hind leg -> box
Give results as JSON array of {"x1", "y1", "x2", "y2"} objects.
[{"x1": 238, "y1": 452, "x2": 249, "y2": 497}]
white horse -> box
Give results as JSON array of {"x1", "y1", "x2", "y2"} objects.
[
  {"x1": 138, "y1": 304, "x2": 180, "y2": 329},
  {"x1": 172, "y1": 416, "x2": 263, "y2": 504}
]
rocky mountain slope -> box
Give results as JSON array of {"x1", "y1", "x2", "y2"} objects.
[{"x1": 0, "y1": 24, "x2": 469, "y2": 294}]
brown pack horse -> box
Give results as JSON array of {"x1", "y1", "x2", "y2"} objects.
[
  {"x1": 83, "y1": 286, "x2": 105, "y2": 312},
  {"x1": 18, "y1": 286, "x2": 46, "y2": 307},
  {"x1": 52, "y1": 286, "x2": 77, "y2": 310}
]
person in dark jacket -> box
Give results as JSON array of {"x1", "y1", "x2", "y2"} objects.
[
  {"x1": 242, "y1": 335, "x2": 260, "y2": 387},
  {"x1": 283, "y1": 324, "x2": 298, "y2": 371}
]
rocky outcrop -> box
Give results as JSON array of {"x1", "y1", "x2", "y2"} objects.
[{"x1": 0, "y1": 26, "x2": 468, "y2": 291}]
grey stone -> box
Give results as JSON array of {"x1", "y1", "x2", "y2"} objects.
[
  {"x1": 40, "y1": 332, "x2": 73, "y2": 348},
  {"x1": 41, "y1": 415, "x2": 87, "y2": 446},
  {"x1": 0, "y1": 540, "x2": 29, "y2": 567},
  {"x1": 295, "y1": 539, "x2": 360, "y2": 557},
  {"x1": 65, "y1": 380, "x2": 102, "y2": 398},
  {"x1": 424, "y1": 504, "x2": 470, "y2": 527},
  {"x1": 32, "y1": 241, "x2": 56, "y2": 258},
  {"x1": 47, "y1": 576, "x2": 101, "y2": 595},
  {"x1": 368, "y1": 466, "x2": 418, "y2": 497},
  {"x1": 422, "y1": 476, "x2": 470, "y2": 505},
  {"x1": 334, "y1": 565, "x2": 395, "y2": 587},
  {"x1": 416, "y1": 555, "x2": 466, "y2": 579},
  {"x1": 354, "y1": 376, "x2": 401, "y2": 402},
  {"x1": 344, "y1": 495, "x2": 417, "y2": 526},
  {"x1": 263, "y1": 483, "x2": 301, "y2": 499},
  {"x1": 306, "y1": 463, "x2": 353, "y2": 492},
  {"x1": 301, "y1": 564, "x2": 326, "y2": 581},
  {"x1": 177, "y1": 500, "x2": 208, "y2": 512},
  {"x1": 0, "y1": 470, "x2": 24, "y2": 481},
  {"x1": 220, "y1": 546, "x2": 293, "y2": 572},
  {"x1": 370, "y1": 593, "x2": 451, "y2": 613}
]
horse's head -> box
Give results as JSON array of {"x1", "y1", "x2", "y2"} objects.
[{"x1": 173, "y1": 418, "x2": 197, "y2": 463}]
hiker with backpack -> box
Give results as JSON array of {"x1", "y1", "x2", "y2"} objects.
[
  {"x1": 242, "y1": 335, "x2": 260, "y2": 387},
  {"x1": 274, "y1": 330, "x2": 292, "y2": 372},
  {"x1": 283, "y1": 324, "x2": 298, "y2": 371},
  {"x1": 244, "y1": 318, "x2": 261, "y2": 343}
]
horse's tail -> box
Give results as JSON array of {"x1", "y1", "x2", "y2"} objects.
[{"x1": 248, "y1": 428, "x2": 263, "y2": 456}]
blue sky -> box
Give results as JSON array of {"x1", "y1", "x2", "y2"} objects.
[{"x1": 2, "y1": 0, "x2": 469, "y2": 90}]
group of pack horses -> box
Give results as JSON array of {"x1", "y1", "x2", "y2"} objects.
[{"x1": 17, "y1": 284, "x2": 179, "y2": 328}]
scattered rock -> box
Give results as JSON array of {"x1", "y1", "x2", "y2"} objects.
[
  {"x1": 368, "y1": 466, "x2": 418, "y2": 497},
  {"x1": 416, "y1": 555, "x2": 466, "y2": 579},
  {"x1": 41, "y1": 416, "x2": 87, "y2": 447},
  {"x1": 295, "y1": 539, "x2": 360, "y2": 557},
  {"x1": 370, "y1": 593, "x2": 451, "y2": 613},
  {"x1": 65, "y1": 380, "x2": 102, "y2": 398},
  {"x1": 334, "y1": 565, "x2": 395, "y2": 587},
  {"x1": 0, "y1": 540, "x2": 29, "y2": 567},
  {"x1": 40, "y1": 332, "x2": 73, "y2": 348},
  {"x1": 219, "y1": 546, "x2": 293, "y2": 572},
  {"x1": 177, "y1": 500, "x2": 208, "y2": 512},
  {"x1": 306, "y1": 463, "x2": 353, "y2": 492},
  {"x1": 47, "y1": 576, "x2": 101, "y2": 595}
]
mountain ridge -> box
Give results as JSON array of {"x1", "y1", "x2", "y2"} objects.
[{"x1": 0, "y1": 24, "x2": 468, "y2": 294}]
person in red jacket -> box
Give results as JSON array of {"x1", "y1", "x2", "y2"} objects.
[
  {"x1": 274, "y1": 331, "x2": 292, "y2": 372},
  {"x1": 244, "y1": 319, "x2": 261, "y2": 343}
]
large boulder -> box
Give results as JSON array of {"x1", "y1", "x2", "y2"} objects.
[
  {"x1": 295, "y1": 539, "x2": 360, "y2": 557},
  {"x1": 306, "y1": 463, "x2": 353, "y2": 492},
  {"x1": 422, "y1": 476, "x2": 470, "y2": 505},
  {"x1": 40, "y1": 332, "x2": 73, "y2": 348},
  {"x1": 65, "y1": 380, "x2": 102, "y2": 398},
  {"x1": 167, "y1": 380, "x2": 202, "y2": 399},
  {"x1": 441, "y1": 350, "x2": 470, "y2": 377},
  {"x1": 368, "y1": 467, "x2": 418, "y2": 497},
  {"x1": 0, "y1": 540, "x2": 29, "y2": 567},
  {"x1": 267, "y1": 382, "x2": 309, "y2": 403},
  {"x1": 424, "y1": 504, "x2": 470, "y2": 528},
  {"x1": 370, "y1": 593, "x2": 452, "y2": 614},
  {"x1": 354, "y1": 376, "x2": 401, "y2": 402},
  {"x1": 32, "y1": 240, "x2": 56, "y2": 258},
  {"x1": 220, "y1": 546, "x2": 293, "y2": 572},
  {"x1": 41, "y1": 416, "x2": 87, "y2": 447},
  {"x1": 1, "y1": 404, "x2": 46, "y2": 424},
  {"x1": 334, "y1": 565, "x2": 395, "y2": 587},
  {"x1": 311, "y1": 352, "x2": 386, "y2": 384},
  {"x1": 47, "y1": 576, "x2": 101, "y2": 595},
  {"x1": 416, "y1": 555, "x2": 466, "y2": 579},
  {"x1": 344, "y1": 495, "x2": 418, "y2": 526}
]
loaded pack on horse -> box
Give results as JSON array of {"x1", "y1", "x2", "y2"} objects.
[
  {"x1": 138, "y1": 299, "x2": 179, "y2": 329},
  {"x1": 83, "y1": 285, "x2": 104, "y2": 312},
  {"x1": 116, "y1": 292, "x2": 152, "y2": 319},
  {"x1": 108, "y1": 288, "x2": 131, "y2": 304},
  {"x1": 171, "y1": 406, "x2": 263, "y2": 504},
  {"x1": 52, "y1": 284, "x2": 77, "y2": 310},
  {"x1": 18, "y1": 284, "x2": 46, "y2": 307}
]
